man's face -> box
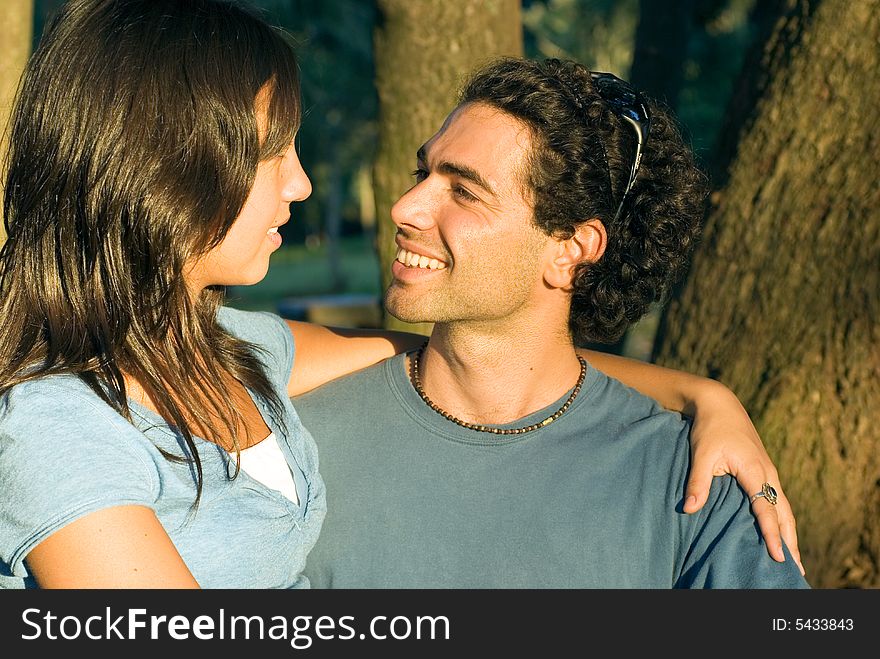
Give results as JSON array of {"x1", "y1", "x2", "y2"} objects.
[{"x1": 384, "y1": 102, "x2": 553, "y2": 326}]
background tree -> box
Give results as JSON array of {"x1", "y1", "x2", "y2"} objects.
[
  {"x1": 520, "y1": 0, "x2": 758, "y2": 358},
  {"x1": 654, "y1": 0, "x2": 880, "y2": 588},
  {"x1": 264, "y1": 0, "x2": 380, "y2": 290},
  {"x1": 0, "y1": 0, "x2": 35, "y2": 244},
  {"x1": 629, "y1": 0, "x2": 694, "y2": 106},
  {"x1": 372, "y1": 0, "x2": 523, "y2": 333},
  {"x1": 522, "y1": 0, "x2": 637, "y2": 76}
]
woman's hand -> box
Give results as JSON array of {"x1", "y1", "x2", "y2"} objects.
[{"x1": 683, "y1": 383, "x2": 804, "y2": 575}]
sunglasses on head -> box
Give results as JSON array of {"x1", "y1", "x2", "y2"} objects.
[{"x1": 590, "y1": 71, "x2": 651, "y2": 223}]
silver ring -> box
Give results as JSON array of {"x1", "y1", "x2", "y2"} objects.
[{"x1": 749, "y1": 482, "x2": 778, "y2": 506}]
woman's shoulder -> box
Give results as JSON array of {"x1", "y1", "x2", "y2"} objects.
[
  {"x1": 0, "y1": 376, "x2": 160, "y2": 582},
  {"x1": 217, "y1": 306, "x2": 289, "y2": 346},
  {"x1": 216, "y1": 305, "x2": 294, "y2": 385},
  {"x1": 0, "y1": 375, "x2": 157, "y2": 465},
  {"x1": 2, "y1": 374, "x2": 114, "y2": 425}
]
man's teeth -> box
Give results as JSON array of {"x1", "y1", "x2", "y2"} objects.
[
  {"x1": 267, "y1": 227, "x2": 279, "y2": 235},
  {"x1": 396, "y1": 248, "x2": 446, "y2": 270}
]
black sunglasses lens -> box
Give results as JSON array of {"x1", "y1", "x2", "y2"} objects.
[
  {"x1": 592, "y1": 73, "x2": 643, "y2": 121},
  {"x1": 590, "y1": 71, "x2": 651, "y2": 221},
  {"x1": 596, "y1": 77, "x2": 629, "y2": 98}
]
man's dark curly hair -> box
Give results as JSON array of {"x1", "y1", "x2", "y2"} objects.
[{"x1": 459, "y1": 57, "x2": 708, "y2": 345}]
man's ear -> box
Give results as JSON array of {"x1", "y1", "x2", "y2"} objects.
[{"x1": 544, "y1": 219, "x2": 607, "y2": 289}]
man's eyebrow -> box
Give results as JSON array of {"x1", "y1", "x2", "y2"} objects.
[{"x1": 416, "y1": 145, "x2": 496, "y2": 197}]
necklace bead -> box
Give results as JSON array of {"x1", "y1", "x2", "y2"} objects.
[{"x1": 409, "y1": 341, "x2": 587, "y2": 435}]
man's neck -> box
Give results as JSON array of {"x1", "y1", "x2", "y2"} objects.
[{"x1": 412, "y1": 321, "x2": 582, "y2": 426}]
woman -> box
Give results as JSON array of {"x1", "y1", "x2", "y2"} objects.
[{"x1": 0, "y1": 0, "x2": 799, "y2": 588}]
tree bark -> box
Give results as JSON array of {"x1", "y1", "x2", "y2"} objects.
[
  {"x1": 372, "y1": 0, "x2": 523, "y2": 333},
  {"x1": 0, "y1": 0, "x2": 35, "y2": 244},
  {"x1": 654, "y1": 0, "x2": 880, "y2": 588}
]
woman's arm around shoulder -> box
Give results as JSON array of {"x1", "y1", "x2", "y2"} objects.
[{"x1": 285, "y1": 321, "x2": 425, "y2": 397}]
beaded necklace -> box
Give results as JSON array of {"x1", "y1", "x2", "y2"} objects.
[{"x1": 409, "y1": 342, "x2": 587, "y2": 435}]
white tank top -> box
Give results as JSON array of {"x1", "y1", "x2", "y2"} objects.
[{"x1": 232, "y1": 433, "x2": 299, "y2": 505}]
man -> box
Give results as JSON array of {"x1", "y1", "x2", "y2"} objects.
[{"x1": 294, "y1": 57, "x2": 808, "y2": 588}]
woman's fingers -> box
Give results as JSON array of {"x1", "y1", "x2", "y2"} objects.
[
  {"x1": 775, "y1": 490, "x2": 805, "y2": 575},
  {"x1": 683, "y1": 456, "x2": 715, "y2": 514},
  {"x1": 750, "y1": 497, "x2": 786, "y2": 562},
  {"x1": 688, "y1": 446, "x2": 804, "y2": 571}
]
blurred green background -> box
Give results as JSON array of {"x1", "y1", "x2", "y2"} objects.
[
  {"x1": 12, "y1": 0, "x2": 879, "y2": 591},
  {"x1": 26, "y1": 0, "x2": 760, "y2": 359}
]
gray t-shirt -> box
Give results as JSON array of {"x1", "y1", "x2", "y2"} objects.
[
  {"x1": 296, "y1": 353, "x2": 809, "y2": 589},
  {"x1": 0, "y1": 307, "x2": 325, "y2": 588}
]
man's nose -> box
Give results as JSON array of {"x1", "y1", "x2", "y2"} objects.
[{"x1": 390, "y1": 180, "x2": 435, "y2": 231}]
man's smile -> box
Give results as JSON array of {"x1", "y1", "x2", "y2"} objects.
[{"x1": 394, "y1": 247, "x2": 448, "y2": 270}]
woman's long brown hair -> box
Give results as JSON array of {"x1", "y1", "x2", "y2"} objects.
[{"x1": 0, "y1": 0, "x2": 301, "y2": 505}]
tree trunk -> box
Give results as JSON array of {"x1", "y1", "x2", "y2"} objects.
[
  {"x1": 0, "y1": 0, "x2": 35, "y2": 245},
  {"x1": 372, "y1": 0, "x2": 523, "y2": 333},
  {"x1": 654, "y1": 0, "x2": 880, "y2": 588}
]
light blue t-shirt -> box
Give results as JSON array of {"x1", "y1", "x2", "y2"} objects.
[{"x1": 0, "y1": 307, "x2": 325, "y2": 588}]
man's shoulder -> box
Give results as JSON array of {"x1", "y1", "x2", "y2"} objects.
[
  {"x1": 572, "y1": 368, "x2": 694, "y2": 480},
  {"x1": 290, "y1": 355, "x2": 402, "y2": 450},
  {"x1": 587, "y1": 367, "x2": 691, "y2": 437}
]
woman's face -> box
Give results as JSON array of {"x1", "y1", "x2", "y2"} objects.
[{"x1": 185, "y1": 94, "x2": 312, "y2": 292}]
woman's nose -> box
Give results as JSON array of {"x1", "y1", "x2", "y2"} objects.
[{"x1": 283, "y1": 150, "x2": 312, "y2": 202}]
